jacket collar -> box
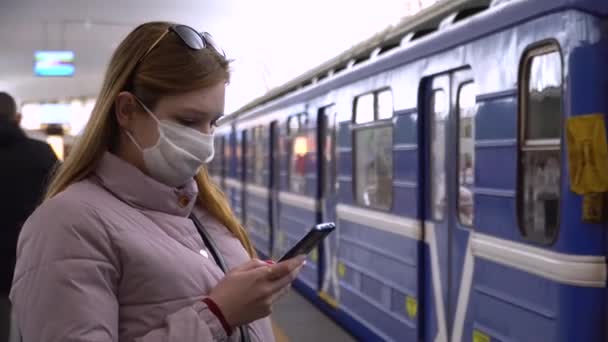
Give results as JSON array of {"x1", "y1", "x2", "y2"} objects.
[{"x1": 94, "y1": 151, "x2": 198, "y2": 217}]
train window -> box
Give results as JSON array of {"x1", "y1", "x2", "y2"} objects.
[
  {"x1": 288, "y1": 113, "x2": 308, "y2": 135},
  {"x1": 353, "y1": 88, "x2": 394, "y2": 210},
  {"x1": 208, "y1": 136, "x2": 222, "y2": 179},
  {"x1": 355, "y1": 93, "x2": 374, "y2": 124},
  {"x1": 223, "y1": 134, "x2": 231, "y2": 176},
  {"x1": 300, "y1": 113, "x2": 309, "y2": 127},
  {"x1": 290, "y1": 133, "x2": 309, "y2": 193},
  {"x1": 237, "y1": 130, "x2": 245, "y2": 180},
  {"x1": 217, "y1": 136, "x2": 225, "y2": 178},
  {"x1": 288, "y1": 116, "x2": 299, "y2": 134},
  {"x1": 518, "y1": 45, "x2": 563, "y2": 244},
  {"x1": 354, "y1": 127, "x2": 393, "y2": 210},
  {"x1": 252, "y1": 126, "x2": 265, "y2": 185},
  {"x1": 321, "y1": 104, "x2": 338, "y2": 195},
  {"x1": 287, "y1": 113, "x2": 310, "y2": 193},
  {"x1": 525, "y1": 52, "x2": 562, "y2": 141},
  {"x1": 458, "y1": 83, "x2": 477, "y2": 226},
  {"x1": 246, "y1": 129, "x2": 255, "y2": 183},
  {"x1": 431, "y1": 89, "x2": 448, "y2": 221},
  {"x1": 377, "y1": 90, "x2": 393, "y2": 120}
]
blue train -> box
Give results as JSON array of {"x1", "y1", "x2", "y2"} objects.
[{"x1": 208, "y1": 0, "x2": 608, "y2": 341}]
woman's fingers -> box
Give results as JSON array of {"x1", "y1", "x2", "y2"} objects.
[{"x1": 266, "y1": 255, "x2": 306, "y2": 281}]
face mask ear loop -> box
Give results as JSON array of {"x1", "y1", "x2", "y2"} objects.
[
  {"x1": 135, "y1": 97, "x2": 162, "y2": 125},
  {"x1": 130, "y1": 95, "x2": 165, "y2": 149},
  {"x1": 125, "y1": 130, "x2": 144, "y2": 151}
]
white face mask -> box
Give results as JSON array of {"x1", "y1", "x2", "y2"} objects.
[{"x1": 126, "y1": 100, "x2": 215, "y2": 188}]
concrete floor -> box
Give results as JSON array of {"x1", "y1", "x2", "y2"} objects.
[{"x1": 271, "y1": 290, "x2": 357, "y2": 342}]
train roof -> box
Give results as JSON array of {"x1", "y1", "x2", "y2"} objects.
[{"x1": 225, "y1": 0, "x2": 608, "y2": 122}]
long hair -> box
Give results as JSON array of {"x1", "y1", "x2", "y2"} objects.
[{"x1": 45, "y1": 22, "x2": 255, "y2": 257}]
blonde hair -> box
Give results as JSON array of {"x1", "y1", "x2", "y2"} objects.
[{"x1": 45, "y1": 22, "x2": 255, "y2": 257}]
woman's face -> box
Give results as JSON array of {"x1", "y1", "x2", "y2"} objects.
[
  {"x1": 115, "y1": 81, "x2": 225, "y2": 171},
  {"x1": 130, "y1": 81, "x2": 225, "y2": 148}
]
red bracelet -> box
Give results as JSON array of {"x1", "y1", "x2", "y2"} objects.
[{"x1": 202, "y1": 297, "x2": 233, "y2": 336}]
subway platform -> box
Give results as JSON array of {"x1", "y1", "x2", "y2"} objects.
[{"x1": 272, "y1": 291, "x2": 356, "y2": 342}]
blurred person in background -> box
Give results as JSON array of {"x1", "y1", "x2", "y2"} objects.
[
  {"x1": 0, "y1": 91, "x2": 58, "y2": 341},
  {"x1": 9, "y1": 22, "x2": 303, "y2": 342}
]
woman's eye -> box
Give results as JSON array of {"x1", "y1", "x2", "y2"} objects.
[{"x1": 177, "y1": 118, "x2": 198, "y2": 126}]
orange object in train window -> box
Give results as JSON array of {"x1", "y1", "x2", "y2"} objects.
[{"x1": 566, "y1": 114, "x2": 608, "y2": 195}]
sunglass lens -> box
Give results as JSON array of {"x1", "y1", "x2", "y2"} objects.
[
  {"x1": 202, "y1": 32, "x2": 226, "y2": 57},
  {"x1": 173, "y1": 25, "x2": 205, "y2": 50}
]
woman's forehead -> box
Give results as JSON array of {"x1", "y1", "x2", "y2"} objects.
[{"x1": 156, "y1": 83, "x2": 225, "y2": 114}]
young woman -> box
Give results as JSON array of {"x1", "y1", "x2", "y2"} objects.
[{"x1": 9, "y1": 22, "x2": 304, "y2": 342}]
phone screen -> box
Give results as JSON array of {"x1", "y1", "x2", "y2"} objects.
[{"x1": 278, "y1": 222, "x2": 335, "y2": 262}]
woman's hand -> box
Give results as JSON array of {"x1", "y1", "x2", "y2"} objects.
[{"x1": 208, "y1": 256, "x2": 306, "y2": 327}]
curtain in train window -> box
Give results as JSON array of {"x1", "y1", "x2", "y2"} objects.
[
  {"x1": 518, "y1": 46, "x2": 563, "y2": 244},
  {"x1": 431, "y1": 89, "x2": 448, "y2": 220},
  {"x1": 458, "y1": 83, "x2": 477, "y2": 226}
]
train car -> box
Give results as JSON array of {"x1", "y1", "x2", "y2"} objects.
[{"x1": 209, "y1": 0, "x2": 608, "y2": 341}]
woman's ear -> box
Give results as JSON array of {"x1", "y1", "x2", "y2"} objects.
[{"x1": 115, "y1": 92, "x2": 139, "y2": 129}]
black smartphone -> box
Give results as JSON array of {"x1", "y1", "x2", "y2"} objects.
[{"x1": 278, "y1": 222, "x2": 336, "y2": 262}]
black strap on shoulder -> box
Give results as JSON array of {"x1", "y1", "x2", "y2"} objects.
[
  {"x1": 190, "y1": 214, "x2": 229, "y2": 271},
  {"x1": 189, "y1": 214, "x2": 251, "y2": 342}
]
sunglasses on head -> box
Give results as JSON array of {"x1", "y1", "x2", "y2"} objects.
[{"x1": 139, "y1": 24, "x2": 226, "y2": 63}]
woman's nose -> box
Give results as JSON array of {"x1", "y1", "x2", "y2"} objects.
[{"x1": 204, "y1": 125, "x2": 215, "y2": 135}]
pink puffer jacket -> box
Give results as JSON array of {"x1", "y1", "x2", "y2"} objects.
[{"x1": 10, "y1": 152, "x2": 274, "y2": 342}]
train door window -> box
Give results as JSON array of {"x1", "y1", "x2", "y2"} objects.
[
  {"x1": 353, "y1": 90, "x2": 394, "y2": 210},
  {"x1": 321, "y1": 104, "x2": 338, "y2": 195},
  {"x1": 431, "y1": 89, "x2": 448, "y2": 221},
  {"x1": 288, "y1": 113, "x2": 309, "y2": 193},
  {"x1": 457, "y1": 83, "x2": 477, "y2": 226},
  {"x1": 518, "y1": 44, "x2": 563, "y2": 244}
]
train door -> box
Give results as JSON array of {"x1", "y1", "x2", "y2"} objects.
[
  {"x1": 237, "y1": 130, "x2": 247, "y2": 224},
  {"x1": 218, "y1": 136, "x2": 226, "y2": 189},
  {"x1": 243, "y1": 125, "x2": 273, "y2": 257},
  {"x1": 225, "y1": 127, "x2": 237, "y2": 210},
  {"x1": 317, "y1": 104, "x2": 339, "y2": 299},
  {"x1": 424, "y1": 68, "x2": 476, "y2": 341},
  {"x1": 269, "y1": 121, "x2": 280, "y2": 258}
]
